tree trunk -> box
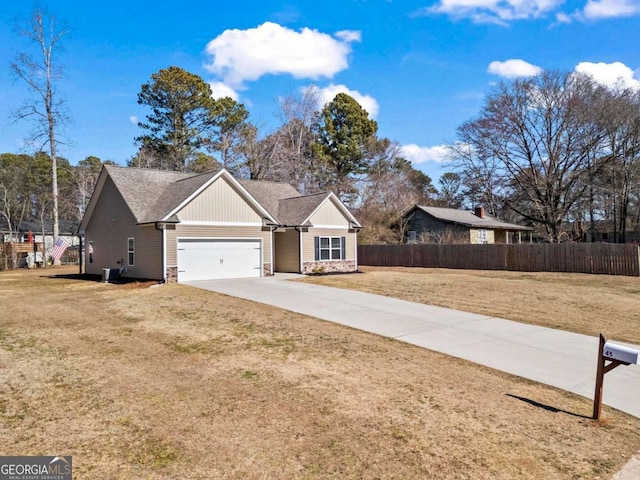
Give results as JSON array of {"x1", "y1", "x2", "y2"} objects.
[
  {"x1": 43, "y1": 32, "x2": 60, "y2": 265},
  {"x1": 40, "y1": 214, "x2": 47, "y2": 269}
]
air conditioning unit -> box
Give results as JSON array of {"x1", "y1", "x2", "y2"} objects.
[{"x1": 102, "y1": 268, "x2": 120, "y2": 283}]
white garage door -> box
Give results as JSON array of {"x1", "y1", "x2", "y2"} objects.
[{"x1": 177, "y1": 239, "x2": 262, "y2": 282}]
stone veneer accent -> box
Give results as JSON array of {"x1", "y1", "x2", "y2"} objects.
[
  {"x1": 302, "y1": 260, "x2": 356, "y2": 275},
  {"x1": 263, "y1": 263, "x2": 273, "y2": 277},
  {"x1": 166, "y1": 266, "x2": 178, "y2": 284}
]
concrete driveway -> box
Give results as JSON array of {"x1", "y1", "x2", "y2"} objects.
[{"x1": 185, "y1": 275, "x2": 640, "y2": 418}]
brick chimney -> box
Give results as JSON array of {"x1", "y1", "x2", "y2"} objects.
[{"x1": 474, "y1": 206, "x2": 485, "y2": 219}]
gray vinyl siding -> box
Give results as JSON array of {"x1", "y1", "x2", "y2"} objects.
[
  {"x1": 84, "y1": 176, "x2": 162, "y2": 279},
  {"x1": 274, "y1": 229, "x2": 300, "y2": 273},
  {"x1": 301, "y1": 228, "x2": 355, "y2": 263},
  {"x1": 166, "y1": 224, "x2": 272, "y2": 267}
]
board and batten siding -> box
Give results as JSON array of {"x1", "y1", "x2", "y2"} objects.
[
  {"x1": 308, "y1": 198, "x2": 350, "y2": 227},
  {"x1": 166, "y1": 225, "x2": 272, "y2": 267},
  {"x1": 274, "y1": 229, "x2": 299, "y2": 272},
  {"x1": 85, "y1": 176, "x2": 162, "y2": 279},
  {"x1": 177, "y1": 175, "x2": 263, "y2": 223},
  {"x1": 301, "y1": 228, "x2": 356, "y2": 263}
]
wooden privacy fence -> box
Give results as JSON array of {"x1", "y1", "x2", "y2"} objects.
[
  {"x1": 358, "y1": 243, "x2": 640, "y2": 276},
  {"x1": 1, "y1": 242, "x2": 44, "y2": 254}
]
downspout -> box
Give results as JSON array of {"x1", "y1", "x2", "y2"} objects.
[
  {"x1": 163, "y1": 228, "x2": 167, "y2": 282},
  {"x1": 270, "y1": 227, "x2": 275, "y2": 275},
  {"x1": 354, "y1": 229, "x2": 358, "y2": 271},
  {"x1": 295, "y1": 226, "x2": 303, "y2": 274},
  {"x1": 78, "y1": 234, "x2": 83, "y2": 275},
  {"x1": 155, "y1": 222, "x2": 166, "y2": 283}
]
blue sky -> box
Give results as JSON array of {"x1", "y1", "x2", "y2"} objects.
[{"x1": 0, "y1": 0, "x2": 639, "y2": 182}]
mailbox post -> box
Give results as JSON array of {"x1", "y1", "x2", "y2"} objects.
[{"x1": 593, "y1": 333, "x2": 640, "y2": 420}]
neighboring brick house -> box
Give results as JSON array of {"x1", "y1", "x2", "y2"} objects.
[
  {"x1": 403, "y1": 205, "x2": 532, "y2": 244},
  {"x1": 79, "y1": 165, "x2": 362, "y2": 282}
]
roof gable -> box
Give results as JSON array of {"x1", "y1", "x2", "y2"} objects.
[
  {"x1": 278, "y1": 192, "x2": 330, "y2": 226},
  {"x1": 278, "y1": 192, "x2": 361, "y2": 228},
  {"x1": 80, "y1": 165, "x2": 361, "y2": 230},
  {"x1": 163, "y1": 170, "x2": 277, "y2": 224},
  {"x1": 146, "y1": 171, "x2": 219, "y2": 223},
  {"x1": 82, "y1": 165, "x2": 277, "y2": 226},
  {"x1": 175, "y1": 174, "x2": 265, "y2": 223}
]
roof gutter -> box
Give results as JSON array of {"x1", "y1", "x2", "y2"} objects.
[
  {"x1": 136, "y1": 220, "x2": 180, "y2": 227},
  {"x1": 155, "y1": 222, "x2": 167, "y2": 283}
]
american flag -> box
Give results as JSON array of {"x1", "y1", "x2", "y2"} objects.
[{"x1": 51, "y1": 237, "x2": 70, "y2": 260}]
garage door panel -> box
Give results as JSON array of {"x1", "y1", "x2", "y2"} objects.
[{"x1": 177, "y1": 239, "x2": 261, "y2": 282}]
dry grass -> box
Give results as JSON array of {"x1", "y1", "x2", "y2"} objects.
[
  {"x1": 1, "y1": 267, "x2": 639, "y2": 479},
  {"x1": 301, "y1": 266, "x2": 640, "y2": 345}
]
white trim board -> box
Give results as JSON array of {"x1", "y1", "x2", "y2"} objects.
[
  {"x1": 178, "y1": 221, "x2": 263, "y2": 227},
  {"x1": 310, "y1": 224, "x2": 350, "y2": 229}
]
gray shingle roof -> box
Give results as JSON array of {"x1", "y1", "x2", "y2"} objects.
[
  {"x1": 277, "y1": 192, "x2": 331, "y2": 226},
  {"x1": 414, "y1": 205, "x2": 532, "y2": 231},
  {"x1": 238, "y1": 179, "x2": 301, "y2": 221},
  {"x1": 103, "y1": 165, "x2": 344, "y2": 227},
  {"x1": 104, "y1": 165, "x2": 195, "y2": 223},
  {"x1": 145, "y1": 171, "x2": 219, "y2": 223}
]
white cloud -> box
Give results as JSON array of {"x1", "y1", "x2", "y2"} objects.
[
  {"x1": 209, "y1": 81, "x2": 239, "y2": 100},
  {"x1": 305, "y1": 84, "x2": 380, "y2": 118},
  {"x1": 488, "y1": 59, "x2": 543, "y2": 78},
  {"x1": 554, "y1": 11, "x2": 573, "y2": 22},
  {"x1": 583, "y1": 0, "x2": 640, "y2": 19},
  {"x1": 400, "y1": 144, "x2": 451, "y2": 164},
  {"x1": 553, "y1": 0, "x2": 639, "y2": 22},
  {"x1": 575, "y1": 61, "x2": 640, "y2": 90},
  {"x1": 425, "y1": 0, "x2": 564, "y2": 24},
  {"x1": 204, "y1": 22, "x2": 360, "y2": 88},
  {"x1": 335, "y1": 30, "x2": 362, "y2": 42},
  {"x1": 129, "y1": 116, "x2": 138, "y2": 125}
]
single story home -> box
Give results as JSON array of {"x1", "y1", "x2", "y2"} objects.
[
  {"x1": 79, "y1": 165, "x2": 362, "y2": 282},
  {"x1": 403, "y1": 205, "x2": 532, "y2": 244}
]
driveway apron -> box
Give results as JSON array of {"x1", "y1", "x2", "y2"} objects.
[{"x1": 185, "y1": 276, "x2": 640, "y2": 418}]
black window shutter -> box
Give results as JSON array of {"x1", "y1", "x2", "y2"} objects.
[
  {"x1": 341, "y1": 236, "x2": 346, "y2": 260},
  {"x1": 314, "y1": 237, "x2": 319, "y2": 261}
]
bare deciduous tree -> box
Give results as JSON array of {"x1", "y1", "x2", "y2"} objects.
[
  {"x1": 419, "y1": 228, "x2": 470, "y2": 245},
  {"x1": 73, "y1": 156, "x2": 104, "y2": 220},
  {"x1": 0, "y1": 154, "x2": 32, "y2": 268},
  {"x1": 452, "y1": 71, "x2": 606, "y2": 242},
  {"x1": 357, "y1": 145, "x2": 436, "y2": 243},
  {"x1": 600, "y1": 88, "x2": 640, "y2": 242},
  {"x1": 11, "y1": 7, "x2": 68, "y2": 264}
]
